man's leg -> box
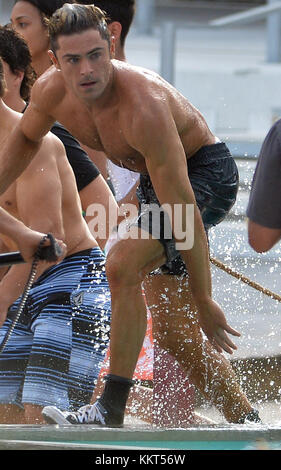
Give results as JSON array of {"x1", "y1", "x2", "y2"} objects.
[
  {"x1": 0, "y1": 403, "x2": 46, "y2": 424},
  {"x1": 24, "y1": 404, "x2": 45, "y2": 424},
  {"x1": 105, "y1": 234, "x2": 166, "y2": 380},
  {"x1": 0, "y1": 309, "x2": 35, "y2": 424},
  {"x1": 144, "y1": 274, "x2": 255, "y2": 424},
  {"x1": 0, "y1": 404, "x2": 26, "y2": 424},
  {"x1": 42, "y1": 233, "x2": 167, "y2": 425},
  {"x1": 42, "y1": 232, "x2": 259, "y2": 425}
]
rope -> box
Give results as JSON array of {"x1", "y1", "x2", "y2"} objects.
[{"x1": 210, "y1": 256, "x2": 281, "y2": 303}]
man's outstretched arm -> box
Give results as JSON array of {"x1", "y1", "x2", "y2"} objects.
[{"x1": 128, "y1": 102, "x2": 240, "y2": 354}]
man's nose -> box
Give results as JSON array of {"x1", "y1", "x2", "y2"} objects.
[{"x1": 80, "y1": 58, "x2": 94, "y2": 76}]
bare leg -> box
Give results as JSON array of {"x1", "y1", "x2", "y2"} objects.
[
  {"x1": 24, "y1": 404, "x2": 45, "y2": 424},
  {"x1": 144, "y1": 274, "x2": 253, "y2": 423},
  {"x1": 153, "y1": 343, "x2": 196, "y2": 427},
  {"x1": 105, "y1": 234, "x2": 166, "y2": 379},
  {"x1": 0, "y1": 404, "x2": 25, "y2": 424},
  {"x1": 0, "y1": 403, "x2": 44, "y2": 424},
  {"x1": 102, "y1": 232, "x2": 253, "y2": 425},
  {"x1": 92, "y1": 374, "x2": 153, "y2": 423}
]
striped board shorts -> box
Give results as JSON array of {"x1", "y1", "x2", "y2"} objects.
[{"x1": 0, "y1": 247, "x2": 111, "y2": 411}]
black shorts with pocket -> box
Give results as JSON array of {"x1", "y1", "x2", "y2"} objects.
[{"x1": 135, "y1": 142, "x2": 239, "y2": 276}]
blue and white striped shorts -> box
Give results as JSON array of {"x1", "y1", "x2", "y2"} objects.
[{"x1": 0, "y1": 247, "x2": 111, "y2": 411}]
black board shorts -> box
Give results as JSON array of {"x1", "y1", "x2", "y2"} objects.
[{"x1": 134, "y1": 142, "x2": 239, "y2": 276}]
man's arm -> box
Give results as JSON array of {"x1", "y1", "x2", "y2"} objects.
[
  {"x1": 248, "y1": 220, "x2": 281, "y2": 252},
  {"x1": 247, "y1": 121, "x2": 281, "y2": 252},
  {"x1": 127, "y1": 102, "x2": 240, "y2": 354}
]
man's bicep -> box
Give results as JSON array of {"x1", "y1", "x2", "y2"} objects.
[{"x1": 21, "y1": 103, "x2": 55, "y2": 143}]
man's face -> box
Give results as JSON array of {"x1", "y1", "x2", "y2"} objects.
[{"x1": 52, "y1": 29, "x2": 113, "y2": 103}]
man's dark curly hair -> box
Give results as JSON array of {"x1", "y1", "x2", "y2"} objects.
[
  {"x1": 0, "y1": 58, "x2": 6, "y2": 98},
  {"x1": 14, "y1": 0, "x2": 70, "y2": 19},
  {"x1": 0, "y1": 26, "x2": 36, "y2": 101}
]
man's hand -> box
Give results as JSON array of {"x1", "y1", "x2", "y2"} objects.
[
  {"x1": 16, "y1": 228, "x2": 66, "y2": 264},
  {"x1": 197, "y1": 298, "x2": 241, "y2": 354}
]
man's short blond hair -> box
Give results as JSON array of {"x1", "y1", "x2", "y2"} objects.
[{"x1": 48, "y1": 3, "x2": 110, "y2": 54}]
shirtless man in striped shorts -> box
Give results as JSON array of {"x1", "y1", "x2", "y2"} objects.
[{"x1": 0, "y1": 56, "x2": 111, "y2": 424}]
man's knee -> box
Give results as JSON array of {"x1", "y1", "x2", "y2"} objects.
[
  {"x1": 105, "y1": 237, "x2": 165, "y2": 288},
  {"x1": 105, "y1": 242, "x2": 140, "y2": 287}
]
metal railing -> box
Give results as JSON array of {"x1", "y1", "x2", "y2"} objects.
[
  {"x1": 135, "y1": 1, "x2": 281, "y2": 86},
  {"x1": 210, "y1": 0, "x2": 281, "y2": 63}
]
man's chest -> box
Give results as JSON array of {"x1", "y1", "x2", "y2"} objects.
[{"x1": 55, "y1": 103, "x2": 147, "y2": 172}]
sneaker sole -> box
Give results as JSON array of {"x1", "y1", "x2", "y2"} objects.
[{"x1": 42, "y1": 407, "x2": 72, "y2": 425}]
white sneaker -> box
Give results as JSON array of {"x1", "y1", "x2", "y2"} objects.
[{"x1": 42, "y1": 401, "x2": 115, "y2": 426}]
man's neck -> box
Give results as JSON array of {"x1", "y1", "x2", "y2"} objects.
[
  {"x1": 32, "y1": 54, "x2": 53, "y2": 77},
  {"x1": 3, "y1": 94, "x2": 26, "y2": 113},
  {"x1": 115, "y1": 44, "x2": 126, "y2": 62}
]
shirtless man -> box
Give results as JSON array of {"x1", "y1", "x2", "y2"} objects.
[
  {"x1": 0, "y1": 56, "x2": 111, "y2": 424},
  {"x1": 0, "y1": 4, "x2": 260, "y2": 426},
  {"x1": 0, "y1": 56, "x2": 65, "y2": 263}
]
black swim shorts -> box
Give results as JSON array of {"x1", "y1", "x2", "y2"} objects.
[{"x1": 134, "y1": 142, "x2": 239, "y2": 275}]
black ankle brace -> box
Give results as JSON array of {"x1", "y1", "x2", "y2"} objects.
[{"x1": 99, "y1": 374, "x2": 135, "y2": 420}]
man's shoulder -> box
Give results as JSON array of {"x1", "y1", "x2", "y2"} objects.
[
  {"x1": 115, "y1": 60, "x2": 162, "y2": 100},
  {"x1": 268, "y1": 118, "x2": 281, "y2": 136},
  {"x1": 261, "y1": 118, "x2": 281, "y2": 155},
  {"x1": 31, "y1": 65, "x2": 66, "y2": 112},
  {"x1": 117, "y1": 63, "x2": 169, "y2": 119},
  {"x1": 43, "y1": 129, "x2": 65, "y2": 155}
]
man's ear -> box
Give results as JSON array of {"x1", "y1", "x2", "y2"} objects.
[
  {"x1": 14, "y1": 69, "x2": 24, "y2": 87},
  {"x1": 48, "y1": 50, "x2": 60, "y2": 70},
  {"x1": 108, "y1": 21, "x2": 122, "y2": 44}
]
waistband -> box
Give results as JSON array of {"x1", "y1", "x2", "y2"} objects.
[
  {"x1": 187, "y1": 142, "x2": 232, "y2": 169},
  {"x1": 34, "y1": 247, "x2": 105, "y2": 284},
  {"x1": 63, "y1": 247, "x2": 98, "y2": 260}
]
